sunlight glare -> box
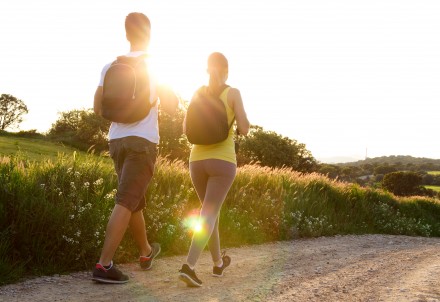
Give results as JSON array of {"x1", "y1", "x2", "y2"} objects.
[{"x1": 183, "y1": 209, "x2": 205, "y2": 234}]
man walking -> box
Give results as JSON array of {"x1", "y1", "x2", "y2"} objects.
[{"x1": 92, "y1": 12, "x2": 178, "y2": 284}]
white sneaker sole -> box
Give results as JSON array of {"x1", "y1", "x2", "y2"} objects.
[
  {"x1": 212, "y1": 272, "x2": 224, "y2": 277},
  {"x1": 92, "y1": 276, "x2": 128, "y2": 284},
  {"x1": 179, "y1": 273, "x2": 202, "y2": 287}
]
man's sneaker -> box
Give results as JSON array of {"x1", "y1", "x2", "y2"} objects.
[
  {"x1": 212, "y1": 252, "x2": 231, "y2": 277},
  {"x1": 140, "y1": 242, "x2": 161, "y2": 270},
  {"x1": 178, "y1": 264, "x2": 203, "y2": 287},
  {"x1": 92, "y1": 262, "x2": 129, "y2": 284}
]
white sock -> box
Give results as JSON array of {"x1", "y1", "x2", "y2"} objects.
[
  {"x1": 214, "y1": 259, "x2": 223, "y2": 268},
  {"x1": 102, "y1": 260, "x2": 113, "y2": 269}
]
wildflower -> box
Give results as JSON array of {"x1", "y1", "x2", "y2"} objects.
[
  {"x1": 62, "y1": 235, "x2": 74, "y2": 244},
  {"x1": 84, "y1": 182, "x2": 90, "y2": 189},
  {"x1": 75, "y1": 230, "x2": 81, "y2": 237},
  {"x1": 69, "y1": 214, "x2": 75, "y2": 220},
  {"x1": 93, "y1": 178, "x2": 104, "y2": 186},
  {"x1": 40, "y1": 184, "x2": 46, "y2": 189}
]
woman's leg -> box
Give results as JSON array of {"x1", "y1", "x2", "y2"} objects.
[
  {"x1": 208, "y1": 216, "x2": 221, "y2": 263},
  {"x1": 186, "y1": 160, "x2": 236, "y2": 267}
]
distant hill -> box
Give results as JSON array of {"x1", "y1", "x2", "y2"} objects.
[
  {"x1": 318, "y1": 156, "x2": 364, "y2": 164},
  {"x1": 335, "y1": 155, "x2": 440, "y2": 169}
]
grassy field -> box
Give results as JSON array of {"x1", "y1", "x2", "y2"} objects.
[
  {"x1": 425, "y1": 185, "x2": 440, "y2": 192},
  {"x1": 427, "y1": 171, "x2": 440, "y2": 175},
  {"x1": 0, "y1": 135, "x2": 80, "y2": 161},
  {"x1": 0, "y1": 135, "x2": 439, "y2": 285}
]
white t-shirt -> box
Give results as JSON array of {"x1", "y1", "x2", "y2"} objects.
[{"x1": 98, "y1": 51, "x2": 160, "y2": 143}]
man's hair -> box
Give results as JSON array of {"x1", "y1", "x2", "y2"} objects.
[{"x1": 125, "y1": 12, "x2": 151, "y2": 44}]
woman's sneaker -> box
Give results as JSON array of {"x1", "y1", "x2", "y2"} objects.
[
  {"x1": 140, "y1": 242, "x2": 161, "y2": 270},
  {"x1": 92, "y1": 262, "x2": 129, "y2": 284},
  {"x1": 178, "y1": 264, "x2": 203, "y2": 287},
  {"x1": 212, "y1": 253, "x2": 231, "y2": 277}
]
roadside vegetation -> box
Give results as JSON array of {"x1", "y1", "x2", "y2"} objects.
[
  {"x1": 1, "y1": 147, "x2": 439, "y2": 285},
  {"x1": 0, "y1": 104, "x2": 439, "y2": 286}
]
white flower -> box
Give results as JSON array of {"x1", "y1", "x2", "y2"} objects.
[
  {"x1": 84, "y1": 182, "x2": 90, "y2": 189},
  {"x1": 93, "y1": 178, "x2": 104, "y2": 186}
]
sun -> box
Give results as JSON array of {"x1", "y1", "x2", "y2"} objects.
[{"x1": 147, "y1": 46, "x2": 206, "y2": 102}]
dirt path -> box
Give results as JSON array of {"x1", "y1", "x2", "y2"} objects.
[{"x1": 1, "y1": 235, "x2": 439, "y2": 302}]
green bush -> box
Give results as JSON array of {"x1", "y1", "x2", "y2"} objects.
[{"x1": 382, "y1": 171, "x2": 423, "y2": 196}]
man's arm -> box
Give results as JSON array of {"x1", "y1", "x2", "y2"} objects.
[
  {"x1": 157, "y1": 85, "x2": 179, "y2": 116},
  {"x1": 94, "y1": 86, "x2": 103, "y2": 116}
]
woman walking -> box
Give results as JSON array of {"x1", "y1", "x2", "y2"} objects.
[{"x1": 179, "y1": 52, "x2": 250, "y2": 287}]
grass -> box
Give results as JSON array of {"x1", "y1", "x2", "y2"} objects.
[
  {"x1": 0, "y1": 136, "x2": 439, "y2": 285},
  {"x1": 427, "y1": 171, "x2": 440, "y2": 175},
  {"x1": 0, "y1": 135, "x2": 80, "y2": 162},
  {"x1": 425, "y1": 185, "x2": 440, "y2": 192}
]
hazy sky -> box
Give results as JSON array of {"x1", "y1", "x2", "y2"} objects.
[{"x1": 1, "y1": 0, "x2": 439, "y2": 162}]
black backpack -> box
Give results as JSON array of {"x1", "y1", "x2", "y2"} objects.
[
  {"x1": 101, "y1": 55, "x2": 155, "y2": 123},
  {"x1": 185, "y1": 85, "x2": 234, "y2": 145}
]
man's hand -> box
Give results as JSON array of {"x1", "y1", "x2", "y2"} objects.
[{"x1": 93, "y1": 86, "x2": 103, "y2": 116}]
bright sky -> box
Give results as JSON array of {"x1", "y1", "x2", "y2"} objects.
[{"x1": 1, "y1": 0, "x2": 439, "y2": 162}]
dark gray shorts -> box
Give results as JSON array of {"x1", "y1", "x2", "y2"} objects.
[{"x1": 109, "y1": 136, "x2": 157, "y2": 212}]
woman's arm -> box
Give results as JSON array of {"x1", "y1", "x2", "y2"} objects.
[{"x1": 228, "y1": 88, "x2": 250, "y2": 135}]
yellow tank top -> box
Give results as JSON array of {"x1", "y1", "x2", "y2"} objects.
[{"x1": 189, "y1": 87, "x2": 236, "y2": 164}]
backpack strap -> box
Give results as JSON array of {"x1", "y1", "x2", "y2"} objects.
[
  {"x1": 116, "y1": 54, "x2": 157, "y2": 107},
  {"x1": 201, "y1": 84, "x2": 235, "y2": 130},
  {"x1": 215, "y1": 85, "x2": 235, "y2": 131}
]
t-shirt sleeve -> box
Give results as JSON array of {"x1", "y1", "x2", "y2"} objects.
[{"x1": 98, "y1": 63, "x2": 112, "y2": 87}]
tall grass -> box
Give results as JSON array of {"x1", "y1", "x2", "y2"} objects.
[{"x1": 0, "y1": 154, "x2": 439, "y2": 285}]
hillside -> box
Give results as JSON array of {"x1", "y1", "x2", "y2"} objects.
[
  {"x1": 0, "y1": 134, "x2": 82, "y2": 161},
  {"x1": 336, "y1": 155, "x2": 440, "y2": 168}
]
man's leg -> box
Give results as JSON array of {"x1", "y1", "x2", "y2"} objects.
[
  {"x1": 98, "y1": 204, "x2": 132, "y2": 266},
  {"x1": 129, "y1": 210, "x2": 151, "y2": 256}
]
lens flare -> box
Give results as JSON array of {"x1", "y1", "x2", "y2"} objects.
[{"x1": 183, "y1": 209, "x2": 205, "y2": 234}]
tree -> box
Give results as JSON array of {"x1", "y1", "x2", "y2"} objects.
[
  {"x1": 238, "y1": 125, "x2": 317, "y2": 172},
  {"x1": 158, "y1": 107, "x2": 190, "y2": 161},
  {"x1": 48, "y1": 106, "x2": 191, "y2": 158},
  {"x1": 0, "y1": 94, "x2": 29, "y2": 130},
  {"x1": 318, "y1": 164, "x2": 340, "y2": 179},
  {"x1": 48, "y1": 109, "x2": 110, "y2": 152},
  {"x1": 382, "y1": 171, "x2": 423, "y2": 196},
  {"x1": 374, "y1": 164, "x2": 397, "y2": 175}
]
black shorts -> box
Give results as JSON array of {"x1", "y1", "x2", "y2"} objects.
[{"x1": 109, "y1": 136, "x2": 157, "y2": 212}]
